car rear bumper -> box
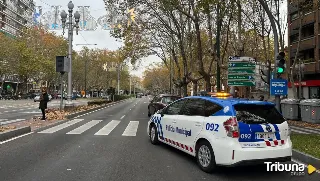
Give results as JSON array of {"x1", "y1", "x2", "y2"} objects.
[
  {"x1": 213, "y1": 138, "x2": 292, "y2": 166},
  {"x1": 221, "y1": 156, "x2": 291, "y2": 167}
]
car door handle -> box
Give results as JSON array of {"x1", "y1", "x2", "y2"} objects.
[
  {"x1": 195, "y1": 122, "x2": 202, "y2": 126},
  {"x1": 172, "y1": 121, "x2": 177, "y2": 123}
]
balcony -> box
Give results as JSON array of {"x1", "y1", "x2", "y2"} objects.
[
  {"x1": 290, "y1": 12, "x2": 315, "y2": 34},
  {"x1": 290, "y1": 36, "x2": 315, "y2": 50}
]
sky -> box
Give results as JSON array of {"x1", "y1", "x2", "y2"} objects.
[
  {"x1": 34, "y1": 0, "x2": 287, "y2": 78},
  {"x1": 34, "y1": 0, "x2": 162, "y2": 78}
]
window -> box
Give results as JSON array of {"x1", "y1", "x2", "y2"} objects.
[
  {"x1": 161, "y1": 96, "x2": 180, "y2": 104},
  {"x1": 205, "y1": 101, "x2": 223, "y2": 116},
  {"x1": 164, "y1": 99, "x2": 187, "y2": 115},
  {"x1": 234, "y1": 104, "x2": 285, "y2": 124},
  {"x1": 181, "y1": 98, "x2": 205, "y2": 116}
]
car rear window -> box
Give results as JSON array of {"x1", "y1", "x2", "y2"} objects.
[
  {"x1": 234, "y1": 104, "x2": 285, "y2": 124},
  {"x1": 162, "y1": 96, "x2": 180, "y2": 104}
]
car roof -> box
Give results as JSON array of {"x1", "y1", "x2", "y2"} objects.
[
  {"x1": 182, "y1": 96, "x2": 275, "y2": 107},
  {"x1": 158, "y1": 94, "x2": 179, "y2": 97}
]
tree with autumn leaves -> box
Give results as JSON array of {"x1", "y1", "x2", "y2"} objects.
[
  {"x1": 104, "y1": 0, "x2": 287, "y2": 96},
  {"x1": 0, "y1": 27, "x2": 132, "y2": 93}
]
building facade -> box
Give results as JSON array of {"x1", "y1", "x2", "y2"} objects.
[
  {"x1": 288, "y1": 0, "x2": 320, "y2": 98},
  {"x1": 0, "y1": 0, "x2": 35, "y2": 36}
]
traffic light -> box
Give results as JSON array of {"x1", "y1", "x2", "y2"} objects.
[
  {"x1": 276, "y1": 52, "x2": 286, "y2": 78},
  {"x1": 260, "y1": 60, "x2": 271, "y2": 85}
]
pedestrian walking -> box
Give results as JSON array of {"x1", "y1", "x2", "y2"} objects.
[{"x1": 39, "y1": 88, "x2": 49, "y2": 120}]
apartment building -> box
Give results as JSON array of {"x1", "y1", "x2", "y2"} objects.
[
  {"x1": 0, "y1": 0, "x2": 35, "y2": 36},
  {"x1": 288, "y1": 0, "x2": 320, "y2": 98}
]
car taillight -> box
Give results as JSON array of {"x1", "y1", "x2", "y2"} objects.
[{"x1": 223, "y1": 117, "x2": 239, "y2": 138}]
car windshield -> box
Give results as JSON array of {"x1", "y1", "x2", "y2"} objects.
[
  {"x1": 234, "y1": 104, "x2": 285, "y2": 124},
  {"x1": 161, "y1": 96, "x2": 179, "y2": 104}
]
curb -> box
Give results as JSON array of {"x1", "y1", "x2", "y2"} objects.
[
  {"x1": 292, "y1": 149, "x2": 320, "y2": 168},
  {"x1": 0, "y1": 126, "x2": 31, "y2": 142},
  {"x1": 65, "y1": 99, "x2": 128, "y2": 119}
]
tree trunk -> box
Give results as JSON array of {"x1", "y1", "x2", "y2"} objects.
[
  {"x1": 192, "y1": 81, "x2": 198, "y2": 96},
  {"x1": 290, "y1": 11, "x2": 303, "y2": 99}
]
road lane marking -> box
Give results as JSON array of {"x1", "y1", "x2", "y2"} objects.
[
  {"x1": 66, "y1": 120, "x2": 102, "y2": 134},
  {"x1": 38, "y1": 119, "x2": 84, "y2": 133},
  {"x1": 4, "y1": 111, "x2": 9, "y2": 112},
  {"x1": 0, "y1": 132, "x2": 33, "y2": 145},
  {"x1": 122, "y1": 121, "x2": 139, "y2": 136},
  {"x1": 94, "y1": 120, "x2": 120, "y2": 135},
  {"x1": 120, "y1": 115, "x2": 125, "y2": 120}
]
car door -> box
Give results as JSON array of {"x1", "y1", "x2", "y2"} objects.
[
  {"x1": 174, "y1": 98, "x2": 206, "y2": 152},
  {"x1": 158, "y1": 99, "x2": 188, "y2": 142}
]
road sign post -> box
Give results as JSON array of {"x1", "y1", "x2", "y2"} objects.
[
  {"x1": 270, "y1": 79, "x2": 288, "y2": 96},
  {"x1": 227, "y1": 56, "x2": 256, "y2": 89}
]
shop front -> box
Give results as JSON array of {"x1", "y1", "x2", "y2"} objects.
[{"x1": 288, "y1": 80, "x2": 320, "y2": 98}]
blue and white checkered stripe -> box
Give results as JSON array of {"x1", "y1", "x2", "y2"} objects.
[{"x1": 151, "y1": 116, "x2": 164, "y2": 139}]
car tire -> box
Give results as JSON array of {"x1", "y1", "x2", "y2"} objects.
[
  {"x1": 196, "y1": 140, "x2": 218, "y2": 173},
  {"x1": 149, "y1": 124, "x2": 159, "y2": 145}
]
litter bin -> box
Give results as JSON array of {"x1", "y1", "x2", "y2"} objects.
[
  {"x1": 309, "y1": 100, "x2": 320, "y2": 124},
  {"x1": 280, "y1": 99, "x2": 300, "y2": 120},
  {"x1": 299, "y1": 99, "x2": 320, "y2": 123}
]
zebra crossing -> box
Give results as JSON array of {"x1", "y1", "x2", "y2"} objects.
[
  {"x1": 38, "y1": 119, "x2": 141, "y2": 136},
  {"x1": 0, "y1": 119, "x2": 26, "y2": 125}
]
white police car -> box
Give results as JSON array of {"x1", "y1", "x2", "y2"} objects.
[{"x1": 147, "y1": 95, "x2": 292, "y2": 173}]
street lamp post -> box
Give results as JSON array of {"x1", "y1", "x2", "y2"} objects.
[
  {"x1": 75, "y1": 44, "x2": 97, "y2": 98},
  {"x1": 294, "y1": 59, "x2": 305, "y2": 99},
  {"x1": 60, "y1": 1, "x2": 80, "y2": 107}
]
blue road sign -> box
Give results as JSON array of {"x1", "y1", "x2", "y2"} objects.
[{"x1": 270, "y1": 79, "x2": 288, "y2": 96}]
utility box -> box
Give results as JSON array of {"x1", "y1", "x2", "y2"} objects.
[{"x1": 56, "y1": 56, "x2": 70, "y2": 73}]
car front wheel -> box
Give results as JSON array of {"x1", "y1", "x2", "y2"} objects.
[
  {"x1": 196, "y1": 140, "x2": 217, "y2": 173},
  {"x1": 149, "y1": 124, "x2": 159, "y2": 145}
]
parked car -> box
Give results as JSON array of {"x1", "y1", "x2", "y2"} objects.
[
  {"x1": 34, "y1": 94, "x2": 52, "y2": 102},
  {"x1": 148, "y1": 94, "x2": 181, "y2": 117}
]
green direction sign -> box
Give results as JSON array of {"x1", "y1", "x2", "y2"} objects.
[
  {"x1": 228, "y1": 62, "x2": 255, "y2": 68},
  {"x1": 228, "y1": 81, "x2": 255, "y2": 86},
  {"x1": 228, "y1": 69, "x2": 255, "y2": 74},
  {"x1": 228, "y1": 75, "x2": 254, "y2": 80}
]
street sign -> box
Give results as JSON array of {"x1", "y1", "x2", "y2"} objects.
[
  {"x1": 228, "y1": 56, "x2": 256, "y2": 62},
  {"x1": 228, "y1": 75, "x2": 254, "y2": 80},
  {"x1": 228, "y1": 62, "x2": 256, "y2": 68},
  {"x1": 227, "y1": 56, "x2": 256, "y2": 87},
  {"x1": 228, "y1": 69, "x2": 255, "y2": 74},
  {"x1": 270, "y1": 79, "x2": 288, "y2": 96},
  {"x1": 227, "y1": 81, "x2": 255, "y2": 86}
]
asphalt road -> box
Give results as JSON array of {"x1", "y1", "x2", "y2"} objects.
[
  {"x1": 0, "y1": 96, "x2": 319, "y2": 181},
  {"x1": 0, "y1": 99, "x2": 88, "y2": 125}
]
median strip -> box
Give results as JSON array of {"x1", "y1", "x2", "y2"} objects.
[{"x1": 291, "y1": 133, "x2": 320, "y2": 169}]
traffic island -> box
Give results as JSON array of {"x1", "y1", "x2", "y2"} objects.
[
  {"x1": 0, "y1": 126, "x2": 31, "y2": 142},
  {"x1": 291, "y1": 133, "x2": 320, "y2": 169},
  {"x1": 0, "y1": 98, "x2": 132, "y2": 142}
]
